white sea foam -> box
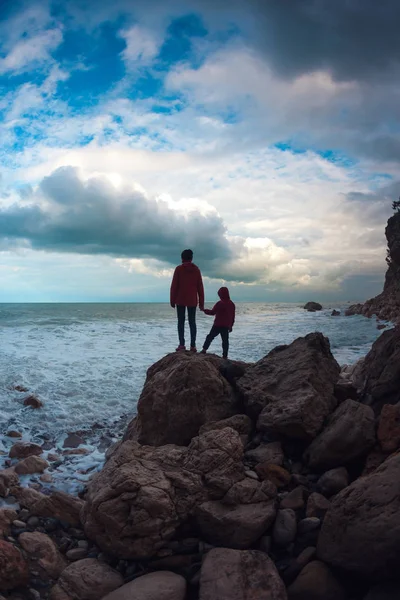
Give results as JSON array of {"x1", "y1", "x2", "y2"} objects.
[{"x1": 0, "y1": 302, "x2": 389, "y2": 493}]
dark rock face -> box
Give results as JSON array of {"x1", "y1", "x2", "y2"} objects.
[
  {"x1": 124, "y1": 353, "x2": 240, "y2": 446},
  {"x1": 237, "y1": 333, "x2": 340, "y2": 440},
  {"x1": 357, "y1": 327, "x2": 400, "y2": 415},
  {"x1": 82, "y1": 428, "x2": 273, "y2": 559},
  {"x1": 345, "y1": 213, "x2": 400, "y2": 322},
  {"x1": 305, "y1": 399, "x2": 375, "y2": 471},
  {"x1": 304, "y1": 302, "x2": 323, "y2": 311},
  {"x1": 317, "y1": 453, "x2": 400, "y2": 579}
]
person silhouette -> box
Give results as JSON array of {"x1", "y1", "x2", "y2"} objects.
[
  {"x1": 200, "y1": 286, "x2": 235, "y2": 359},
  {"x1": 170, "y1": 249, "x2": 204, "y2": 352}
]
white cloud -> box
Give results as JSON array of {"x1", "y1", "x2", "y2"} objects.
[
  {"x1": 0, "y1": 28, "x2": 63, "y2": 75},
  {"x1": 119, "y1": 25, "x2": 161, "y2": 66}
]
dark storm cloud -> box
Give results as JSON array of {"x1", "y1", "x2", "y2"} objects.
[
  {"x1": 0, "y1": 167, "x2": 232, "y2": 268},
  {"x1": 239, "y1": 0, "x2": 400, "y2": 82}
]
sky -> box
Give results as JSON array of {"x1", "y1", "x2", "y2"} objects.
[{"x1": 0, "y1": 0, "x2": 399, "y2": 302}]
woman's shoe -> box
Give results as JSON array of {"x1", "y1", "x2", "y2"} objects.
[{"x1": 176, "y1": 345, "x2": 186, "y2": 351}]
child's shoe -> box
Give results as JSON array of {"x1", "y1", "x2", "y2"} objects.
[
  {"x1": 190, "y1": 346, "x2": 197, "y2": 352},
  {"x1": 200, "y1": 349, "x2": 207, "y2": 354},
  {"x1": 176, "y1": 345, "x2": 186, "y2": 351}
]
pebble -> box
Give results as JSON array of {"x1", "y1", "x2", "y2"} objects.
[
  {"x1": 47, "y1": 453, "x2": 60, "y2": 462},
  {"x1": 298, "y1": 517, "x2": 321, "y2": 534},
  {"x1": 280, "y1": 486, "x2": 307, "y2": 511},
  {"x1": 66, "y1": 547, "x2": 88, "y2": 561},
  {"x1": 13, "y1": 520, "x2": 26, "y2": 529},
  {"x1": 44, "y1": 518, "x2": 58, "y2": 533},
  {"x1": 27, "y1": 516, "x2": 40, "y2": 528},
  {"x1": 273, "y1": 509, "x2": 297, "y2": 548},
  {"x1": 29, "y1": 589, "x2": 41, "y2": 600},
  {"x1": 244, "y1": 470, "x2": 259, "y2": 480},
  {"x1": 78, "y1": 540, "x2": 89, "y2": 549},
  {"x1": 40, "y1": 473, "x2": 53, "y2": 483}
]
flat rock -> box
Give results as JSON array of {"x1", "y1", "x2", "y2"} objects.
[
  {"x1": 19, "y1": 532, "x2": 66, "y2": 579},
  {"x1": 199, "y1": 548, "x2": 287, "y2": 600},
  {"x1": 9, "y1": 442, "x2": 43, "y2": 459},
  {"x1": 49, "y1": 558, "x2": 123, "y2": 600},
  {"x1": 101, "y1": 571, "x2": 186, "y2": 600},
  {"x1": 377, "y1": 403, "x2": 400, "y2": 453},
  {"x1": 304, "y1": 302, "x2": 322, "y2": 311},
  {"x1": 305, "y1": 399, "x2": 375, "y2": 471},
  {"x1": 124, "y1": 352, "x2": 239, "y2": 446},
  {"x1": 288, "y1": 560, "x2": 346, "y2": 600},
  {"x1": 199, "y1": 414, "x2": 253, "y2": 441},
  {"x1": 0, "y1": 540, "x2": 29, "y2": 591},
  {"x1": 237, "y1": 333, "x2": 340, "y2": 440},
  {"x1": 318, "y1": 453, "x2": 400, "y2": 578},
  {"x1": 16, "y1": 488, "x2": 84, "y2": 526}
]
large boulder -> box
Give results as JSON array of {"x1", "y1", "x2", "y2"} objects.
[
  {"x1": 357, "y1": 327, "x2": 400, "y2": 414},
  {"x1": 318, "y1": 453, "x2": 400, "y2": 579},
  {"x1": 199, "y1": 548, "x2": 287, "y2": 600},
  {"x1": 101, "y1": 571, "x2": 186, "y2": 600},
  {"x1": 19, "y1": 532, "x2": 66, "y2": 579},
  {"x1": 237, "y1": 333, "x2": 340, "y2": 440},
  {"x1": 305, "y1": 399, "x2": 375, "y2": 471},
  {"x1": 50, "y1": 559, "x2": 123, "y2": 600},
  {"x1": 124, "y1": 353, "x2": 240, "y2": 446},
  {"x1": 16, "y1": 488, "x2": 84, "y2": 526},
  {"x1": 195, "y1": 478, "x2": 276, "y2": 548},
  {"x1": 82, "y1": 428, "x2": 269, "y2": 559}
]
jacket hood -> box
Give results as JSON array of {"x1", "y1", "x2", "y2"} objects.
[
  {"x1": 218, "y1": 286, "x2": 230, "y2": 300},
  {"x1": 181, "y1": 261, "x2": 198, "y2": 269}
]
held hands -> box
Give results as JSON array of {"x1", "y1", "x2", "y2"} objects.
[{"x1": 171, "y1": 303, "x2": 175, "y2": 309}]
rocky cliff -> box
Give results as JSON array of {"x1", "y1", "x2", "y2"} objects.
[
  {"x1": 346, "y1": 212, "x2": 400, "y2": 321},
  {"x1": 1, "y1": 330, "x2": 400, "y2": 600}
]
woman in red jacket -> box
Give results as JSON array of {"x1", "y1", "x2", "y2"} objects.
[
  {"x1": 170, "y1": 249, "x2": 205, "y2": 351},
  {"x1": 200, "y1": 287, "x2": 235, "y2": 359}
]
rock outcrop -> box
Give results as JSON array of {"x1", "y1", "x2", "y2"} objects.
[
  {"x1": 304, "y1": 302, "x2": 323, "y2": 311},
  {"x1": 101, "y1": 571, "x2": 187, "y2": 600},
  {"x1": 345, "y1": 212, "x2": 400, "y2": 322},
  {"x1": 356, "y1": 327, "x2": 400, "y2": 414},
  {"x1": 318, "y1": 453, "x2": 400, "y2": 579},
  {"x1": 124, "y1": 353, "x2": 241, "y2": 446},
  {"x1": 237, "y1": 333, "x2": 340, "y2": 439}
]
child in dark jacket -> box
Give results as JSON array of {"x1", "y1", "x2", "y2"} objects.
[{"x1": 200, "y1": 287, "x2": 235, "y2": 359}]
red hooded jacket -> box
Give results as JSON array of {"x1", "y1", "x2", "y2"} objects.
[
  {"x1": 170, "y1": 261, "x2": 205, "y2": 309},
  {"x1": 204, "y1": 287, "x2": 235, "y2": 329}
]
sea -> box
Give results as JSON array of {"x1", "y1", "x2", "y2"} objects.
[{"x1": 0, "y1": 302, "x2": 389, "y2": 495}]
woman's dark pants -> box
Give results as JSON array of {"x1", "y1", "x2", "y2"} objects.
[{"x1": 177, "y1": 305, "x2": 197, "y2": 347}]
